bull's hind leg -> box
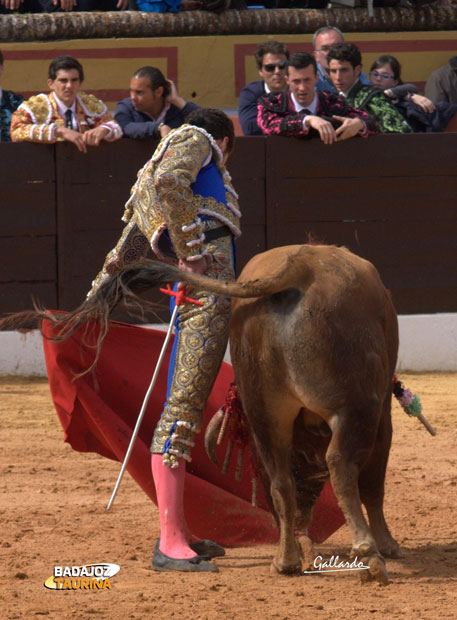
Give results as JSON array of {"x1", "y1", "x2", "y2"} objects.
[
  {"x1": 247, "y1": 395, "x2": 303, "y2": 575},
  {"x1": 326, "y1": 404, "x2": 389, "y2": 585},
  {"x1": 359, "y1": 396, "x2": 401, "y2": 559}
]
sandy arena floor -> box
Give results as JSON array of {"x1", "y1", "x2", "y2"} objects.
[{"x1": 0, "y1": 373, "x2": 456, "y2": 619}]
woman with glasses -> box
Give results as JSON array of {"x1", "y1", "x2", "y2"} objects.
[{"x1": 369, "y1": 55, "x2": 457, "y2": 132}]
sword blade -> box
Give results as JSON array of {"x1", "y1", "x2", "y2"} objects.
[{"x1": 106, "y1": 302, "x2": 180, "y2": 510}]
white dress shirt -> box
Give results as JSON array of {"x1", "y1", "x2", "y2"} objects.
[
  {"x1": 290, "y1": 91, "x2": 319, "y2": 130},
  {"x1": 54, "y1": 95, "x2": 78, "y2": 130}
]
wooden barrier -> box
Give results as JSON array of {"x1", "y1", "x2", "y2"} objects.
[
  {"x1": 1, "y1": 134, "x2": 456, "y2": 320},
  {"x1": 264, "y1": 133, "x2": 457, "y2": 314}
]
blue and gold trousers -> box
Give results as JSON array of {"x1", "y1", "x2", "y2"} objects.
[
  {"x1": 151, "y1": 228, "x2": 235, "y2": 467},
  {"x1": 89, "y1": 217, "x2": 235, "y2": 466}
]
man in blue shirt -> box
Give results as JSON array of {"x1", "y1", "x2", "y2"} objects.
[
  {"x1": 313, "y1": 27, "x2": 371, "y2": 93},
  {"x1": 238, "y1": 40, "x2": 289, "y2": 136},
  {"x1": 115, "y1": 66, "x2": 199, "y2": 140}
]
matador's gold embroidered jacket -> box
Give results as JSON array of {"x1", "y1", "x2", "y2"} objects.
[
  {"x1": 10, "y1": 91, "x2": 122, "y2": 143},
  {"x1": 122, "y1": 124, "x2": 241, "y2": 262}
]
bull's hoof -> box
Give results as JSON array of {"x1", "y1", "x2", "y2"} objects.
[
  {"x1": 270, "y1": 560, "x2": 302, "y2": 576},
  {"x1": 378, "y1": 541, "x2": 404, "y2": 559},
  {"x1": 360, "y1": 553, "x2": 389, "y2": 585},
  {"x1": 350, "y1": 542, "x2": 374, "y2": 559},
  {"x1": 297, "y1": 535, "x2": 314, "y2": 571}
]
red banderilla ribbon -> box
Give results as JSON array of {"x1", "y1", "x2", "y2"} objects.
[{"x1": 159, "y1": 284, "x2": 203, "y2": 307}]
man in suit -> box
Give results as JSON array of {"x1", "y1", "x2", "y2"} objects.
[
  {"x1": 257, "y1": 52, "x2": 377, "y2": 143},
  {"x1": 115, "y1": 66, "x2": 199, "y2": 140},
  {"x1": 327, "y1": 43, "x2": 413, "y2": 134},
  {"x1": 238, "y1": 40, "x2": 289, "y2": 136},
  {"x1": 11, "y1": 55, "x2": 122, "y2": 151}
]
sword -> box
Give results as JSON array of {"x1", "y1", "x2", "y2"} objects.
[{"x1": 107, "y1": 284, "x2": 203, "y2": 511}]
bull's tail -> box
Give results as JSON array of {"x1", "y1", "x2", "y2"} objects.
[
  {"x1": 114, "y1": 248, "x2": 313, "y2": 300},
  {"x1": 0, "y1": 249, "x2": 312, "y2": 335},
  {"x1": 0, "y1": 248, "x2": 312, "y2": 375}
]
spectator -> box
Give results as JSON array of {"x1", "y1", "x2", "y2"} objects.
[
  {"x1": 238, "y1": 40, "x2": 289, "y2": 136},
  {"x1": 115, "y1": 66, "x2": 199, "y2": 140},
  {"x1": 0, "y1": 50, "x2": 24, "y2": 142},
  {"x1": 424, "y1": 56, "x2": 457, "y2": 104},
  {"x1": 25, "y1": 0, "x2": 129, "y2": 12},
  {"x1": 370, "y1": 55, "x2": 457, "y2": 133},
  {"x1": 312, "y1": 27, "x2": 371, "y2": 94},
  {"x1": 11, "y1": 55, "x2": 122, "y2": 152},
  {"x1": 369, "y1": 55, "x2": 430, "y2": 108},
  {"x1": 327, "y1": 43, "x2": 413, "y2": 134},
  {"x1": 257, "y1": 52, "x2": 377, "y2": 144},
  {"x1": 0, "y1": 0, "x2": 27, "y2": 13}
]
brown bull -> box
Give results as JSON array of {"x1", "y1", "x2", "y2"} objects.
[
  {"x1": 206, "y1": 244, "x2": 401, "y2": 582},
  {"x1": 118, "y1": 242, "x2": 400, "y2": 582},
  {"x1": 3, "y1": 243, "x2": 400, "y2": 582}
]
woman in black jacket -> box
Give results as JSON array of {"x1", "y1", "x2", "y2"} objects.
[{"x1": 369, "y1": 55, "x2": 457, "y2": 132}]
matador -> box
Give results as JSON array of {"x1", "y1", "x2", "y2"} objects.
[{"x1": 89, "y1": 108, "x2": 241, "y2": 572}]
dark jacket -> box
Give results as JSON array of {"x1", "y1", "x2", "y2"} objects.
[
  {"x1": 394, "y1": 98, "x2": 457, "y2": 133},
  {"x1": 345, "y1": 80, "x2": 413, "y2": 134},
  {"x1": 0, "y1": 90, "x2": 24, "y2": 142},
  {"x1": 114, "y1": 97, "x2": 199, "y2": 139},
  {"x1": 238, "y1": 80, "x2": 266, "y2": 136},
  {"x1": 257, "y1": 89, "x2": 378, "y2": 137}
]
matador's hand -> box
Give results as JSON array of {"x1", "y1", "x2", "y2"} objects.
[{"x1": 178, "y1": 256, "x2": 209, "y2": 290}]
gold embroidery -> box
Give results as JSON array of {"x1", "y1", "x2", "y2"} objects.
[
  {"x1": 10, "y1": 92, "x2": 120, "y2": 144},
  {"x1": 150, "y1": 232, "x2": 235, "y2": 463},
  {"x1": 121, "y1": 125, "x2": 241, "y2": 261},
  {"x1": 79, "y1": 92, "x2": 106, "y2": 116}
]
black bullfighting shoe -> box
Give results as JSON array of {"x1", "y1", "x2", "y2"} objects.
[
  {"x1": 154, "y1": 538, "x2": 226, "y2": 559},
  {"x1": 190, "y1": 539, "x2": 226, "y2": 558},
  {"x1": 152, "y1": 542, "x2": 219, "y2": 573}
]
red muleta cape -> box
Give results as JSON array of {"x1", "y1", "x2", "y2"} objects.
[{"x1": 42, "y1": 318, "x2": 345, "y2": 547}]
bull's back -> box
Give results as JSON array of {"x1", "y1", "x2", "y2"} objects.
[{"x1": 230, "y1": 244, "x2": 398, "y2": 408}]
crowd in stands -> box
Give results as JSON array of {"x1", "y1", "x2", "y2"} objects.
[
  {"x1": 240, "y1": 30, "x2": 457, "y2": 139},
  {"x1": 0, "y1": 53, "x2": 198, "y2": 148},
  {"x1": 0, "y1": 0, "x2": 128, "y2": 13},
  {"x1": 0, "y1": 0, "x2": 455, "y2": 11},
  {"x1": 1, "y1": 35, "x2": 456, "y2": 147}
]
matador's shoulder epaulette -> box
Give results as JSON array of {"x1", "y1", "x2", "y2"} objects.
[
  {"x1": 77, "y1": 92, "x2": 107, "y2": 117},
  {"x1": 19, "y1": 94, "x2": 53, "y2": 123}
]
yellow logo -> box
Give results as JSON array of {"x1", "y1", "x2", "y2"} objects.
[{"x1": 44, "y1": 563, "x2": 120, "y2": 590}]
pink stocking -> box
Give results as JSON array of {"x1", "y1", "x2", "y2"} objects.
[{"x1": 151, "y1": 454, "x2": 197, "y2": 559}]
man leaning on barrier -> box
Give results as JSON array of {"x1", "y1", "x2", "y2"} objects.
[
  {"x1": 257, "y1": 52, "x2": 378, "y2": 144},
  {"x1": 10, "y1": 55, "x2": 122, "y2": 152},
  {"x1": 327, "y1": 43, "x2": 413, "y2": 134}
]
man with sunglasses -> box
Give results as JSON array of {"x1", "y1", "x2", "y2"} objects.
[{"x1": 238, "y1": 40, "x2": 289, "y2": 136}]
